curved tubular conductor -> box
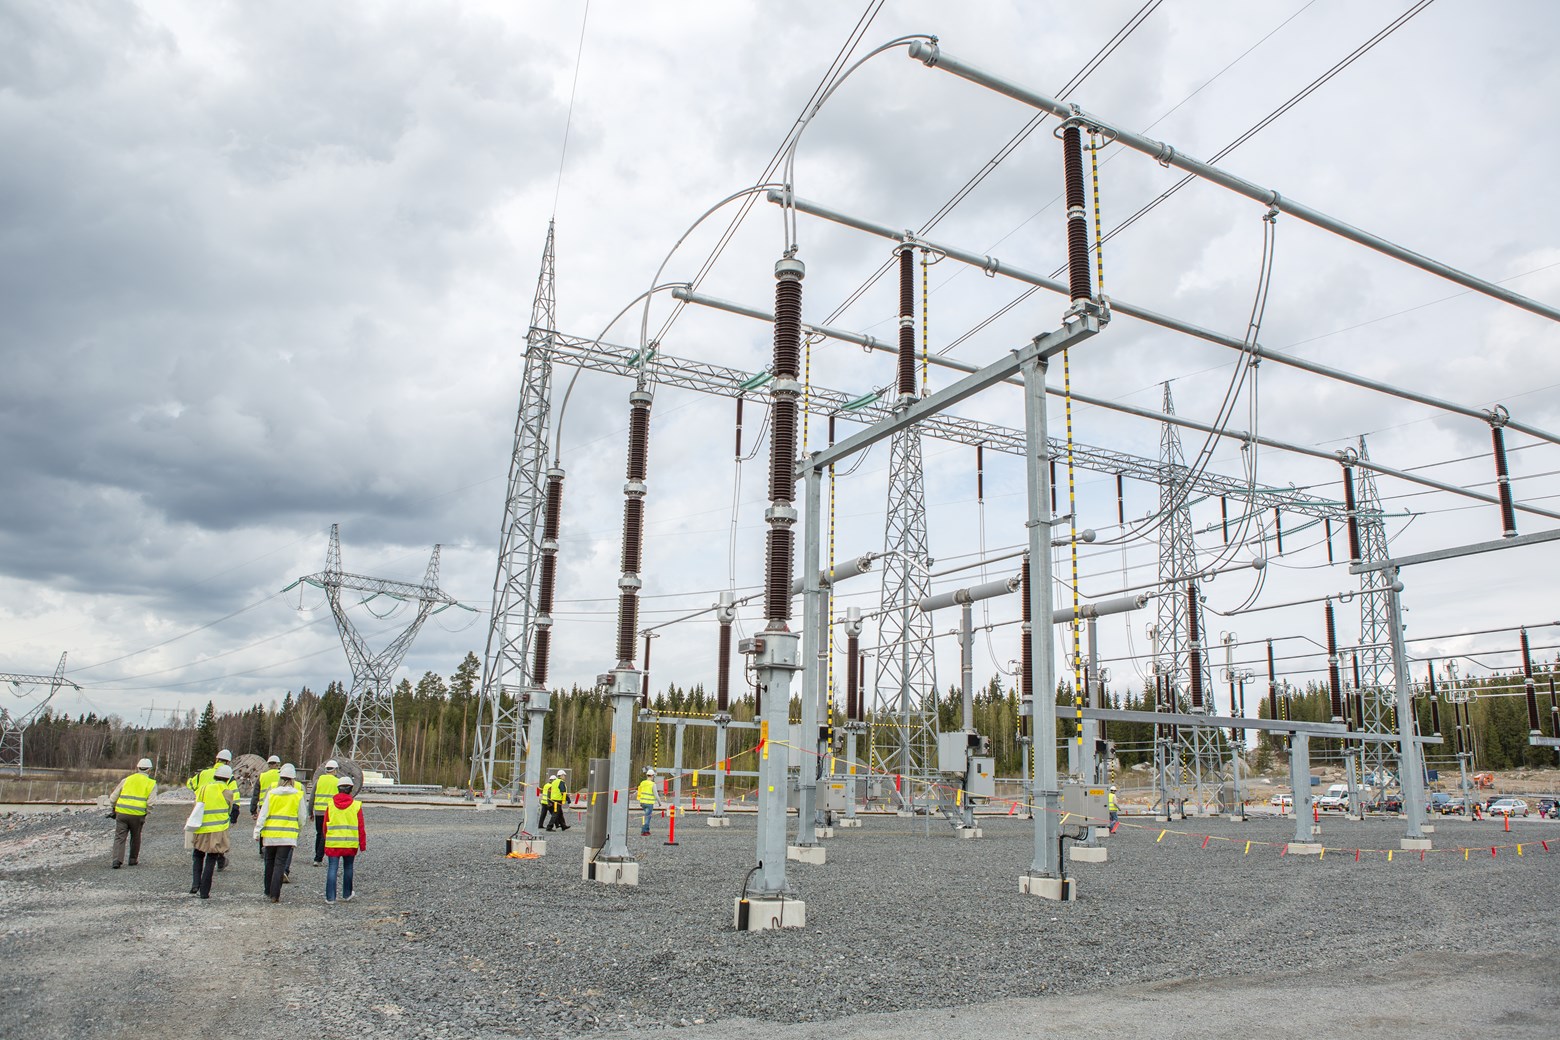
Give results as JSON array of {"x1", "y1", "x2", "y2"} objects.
[{"x1": 776, "y1": 35, "x2": 940, "y2": 253}]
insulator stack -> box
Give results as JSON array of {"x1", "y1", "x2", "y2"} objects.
[
  {"x1": 1352, "y1": 689, "x2": 1366, "y2": 748},
  {"x1": 531, "y1": 468, "x2": 566, "y2": 688},
  {"x1": 1115, "y1": 473, "x2": 1125, "y2": 525},
  {"x1": 1019, "y1": 555, "x2": 1032, "y2": 738},
  {"x1": 641, "y1": 632, "x2": 654, "y2": 709},
  {"x1": 1429, "y1": 670, "x2": 1442, "y2": 735},
  {"x1": 1062, "y1": 125, "x2": 1092, "y2": 302},
  {"x1": 1273, "y1": 509, "x2": 1284, "y2": 555},
  {"x1": 1049, "y1": 458, "x2": 1058, "y2": 513},
  {"x1": 613, "y1": 389, "x2": 653, "y2": 666},
  {"x1": 1221, "y1": 497, "x2": 1229, "y2": 544},
  {"x1": 1187, "y1": 582, "x2": 1204, "y2": 709},
  {"x1": 976, "y1": 444, "x2": 985, "y2": 501},
  {"x1": 734, "y1": 397, "x2": 744, "y2": 458},
  {"x1": 1324, "y1": 600, "x2": 1343, "y2": 722},
  {"x1": 1491, "y1": 422, "x2": 1517, "y2": 538},
  {"x1": 1520, "y1": 627, "x2": 1541, "y2": 734},
  {"x1": 845, "y1": 633, "x2": 860, "y2": 721},
  {"x1": 1324, "y1": 519, "x2": 1334, "y2": 564},
  {"x1": 717, "y1": 621, "x2": 732, "y2": 712},
  {"x1": 1549, "y1": 677, "x2": 1558, "y2": 737},
  {"x1": 763, "y1": 258, "x2": 805, "y2": 625},
  {"x1": 1342, "y1": 465, "x2": 1361, "y2": 563},
  {"x1": 1266, "y1": 639, "x2": 1278, "y2": 722},
  {"x1": 1452, "y1": 699, "x2": 1467, "y2": 758},
  {"x1": 896, "y1": 245, "x2": 916, "y2": 397}
]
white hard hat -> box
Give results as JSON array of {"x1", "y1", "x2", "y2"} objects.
[
  {"x1": 1110, "y1": 785, "x2": 1117, "y2": 791},
  {"x1": 645, "y1": 767, "x2": 655, "y2": 775},
  {"x1": 214, "y1": 764, "x2": 233, "y2": 781},
  {"x1": 325, "y1": 760, "x2": 338, "y2": 770},
  {"x1": 267, "y1": 754, "x2": 281, "y2": 764},
  {"x1": 216, "y1": 749, "x2": 233, "y2": 762},
  {"x1": 279, "y1": 764, "x2": 297, "y2": 780},
  {"x1": 137, "y1": 758, "x2": 153, "y2": 771},
  {"x1": 338, "y1": 776, "x2": 355, "y2": 790}
]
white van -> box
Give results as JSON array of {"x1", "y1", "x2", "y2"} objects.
[{"x1": 1316, "y1": 783, "x2": 1349, "y2": 811}]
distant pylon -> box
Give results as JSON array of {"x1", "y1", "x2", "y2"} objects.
[
  {"x1": 1353, "y1": 435, "x2": 1398, "y2": 780},
  {"x1": 289, "y1": 525, "x2": 456, "y2": 779},
  {"x1": 0, "y1": 653, "x2": 77, "y2": 775},
  {"x1": 470, "y1": 221, "x2": 558, "y2": 800}
]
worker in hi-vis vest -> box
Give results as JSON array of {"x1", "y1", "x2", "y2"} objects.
[
  {"x1": 308, "y1": 759, "x2": 340, "y2": 864},
  {"x1": 637, "y1": 768, "x2": 660, "y2": 835},
  {"x1": 323, "y1": 775, "x2": 367, "y2": 903},
  {"x1": 190, "y1": 763, "x2": 237, "y2": 899},
  {"x1": 253, "y1": 763, "x2": 308, "y2": 903},
  {"x1": 107, "y1": 758, "x2": 156, "y2": 869}
]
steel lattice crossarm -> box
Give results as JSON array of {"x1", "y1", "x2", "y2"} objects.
[
  {"x1": 1, "y1": 653, "x2": 77, "y2": 773},
  {"x1": 289, "y1": 571, "x2": 461, "y2": 606},
  {"x1": 544, "y1": 329, "x2": 1347, "y2": 521}
]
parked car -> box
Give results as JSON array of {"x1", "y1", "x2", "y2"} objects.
[
  {"x1": 1538, "y1": 798, "x2": 1558, "y2": 819},
  {"x1": 1428, "y1": 792, "x2": 1452, "y2": 812},
  {"x1": 1269, "y1": 793, "x2": 1293, "y2": 811},
  {"x1": 1439, "y1": 797, "x2": 1469, "y2": 815},
  {"x1": 1316, "y1": 783, "x2": 1350, "y2": 811},
  {"x1": 1487, "y1": 798, "x2": 1529, "y2": 817},
  {"x1": 1364, "y1": 795, "x2": 1403, "y2": 814}
]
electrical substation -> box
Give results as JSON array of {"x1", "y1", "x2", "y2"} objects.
[{"x1": 446, "y1": 31, "x2": 1560, "y2": 937}]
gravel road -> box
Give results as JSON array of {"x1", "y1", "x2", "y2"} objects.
[{"x1": 1, "y1": 804, "x2": 1555, "y2": 1039}]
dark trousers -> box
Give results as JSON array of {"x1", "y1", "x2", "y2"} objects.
[
  {"x1": 550, "y1": 800, "x2": 569, "y2": 830},
  {"x1": 190, "y1": 850, "x2": 218, "y2": 897},
  {"x1": 112, "y1": 814, "x2": 144, "y2": 865},
  {"x1": 313, "y1": 815, "x2": 326, "y2": 862},
  {"x1": 263, "y1": 845, "x2": 295, "y2": 900}
]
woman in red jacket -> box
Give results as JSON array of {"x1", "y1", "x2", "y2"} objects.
[{"x1": 323, "y1": 775, "x2": 367, "y2": 903}]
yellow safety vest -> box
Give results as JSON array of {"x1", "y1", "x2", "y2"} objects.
[
  {"x1": 541, "y1": 778, "x2": 558, "y2": 802},
  {"x1": 324, "y1": 799, "x2": 362, "y2": 851},
  {"x1": 637, "y1": 779, "x2": 656, "y2": 805},
  {"x1": 260, "y1": 789, "x2": 303, "y2": 842},
  {"x1": 115, "y1": 773, "x2": 156, "y2": 816},
  {"x1": 312, "y1": 772, "x2": 340, "y2": 813},
  {"x1": 194, "y1": 783, "x2": 232, "y2": 834},
  {"x1": 1107, "y1": 793, "x2": 1118, "y2": 812},
  {"x1": 187, "y1": 764, "x2": 216, "y2": 791},
  {"x1": 257, "y1": 768, "x2": 280, "y2": 797}
]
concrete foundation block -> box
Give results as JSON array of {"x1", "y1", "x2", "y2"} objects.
[
  {"x1": 1345, "y1": 814, "x2": 1362, "y2": 822},
  {"x1": 735, "y1": 897, "x2": 806, "y2": 931},
  {"x1": 1019, "y1": 874, "x2": 1076, "y2": 901},
  {"x1": 1286, "y1": 842, "x2": 1323, "y2": 856},
  {"x1": 1401, "y1": 837, "x2": 1433, "y2": 851},
  {"x1": 956, "y1": 826, "x2": 983, "y2": 840},
  {"x1": 705, "y1": 816, "x2": 731, "y2": 828},
  {"x1": 506, "y1": 837, "x2": 546, "y2": 857},
  {"x1": 474, "y1": 801, "x2": 498, "y2": 813},
  {"x1": 587, "y1": 857, "x2": 639, "y2": 887},
  {"x1": 1420, "y1": 824, "x2": 1435, "y2": 834},
  {"x1": 816, "y1": 827, "x2": 834, "y2": 839},
  {"x1": 837, "y1": 817, "x2": 863, "y2": 828},
  {"x1": 1227, "y1": 815, "x2": 1247, "y2": 824},
  {"x1": 786, "y1": 844, "x2": 826, "y2": 865},
  {"x1": 895, "y1": 810, "x2": 915, "y2": 817},
  {"x1": 1070, "y1": 845, "x2": 1107, "y2": 863}
]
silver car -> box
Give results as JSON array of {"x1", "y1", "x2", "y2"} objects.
[{"x1": 1487, "y1": 798, "x2": 1529, "y2": 817}]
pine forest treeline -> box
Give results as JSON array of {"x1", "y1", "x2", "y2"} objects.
[{"x1": 18, "y1": 651, "x2": 1560, "y2": 785}]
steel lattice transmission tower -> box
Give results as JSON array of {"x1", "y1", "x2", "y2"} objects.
[
  {"x1": 469, "y1": 221, "x2": 558, "y2": 800},
  {"x1": 290, "y1": 525, "x2": 457, "y2": 779},
  {"x1": 1352, "y1": 435, "x2": 1398, "y2": 779},
  {"x1": 871, "y1": 425, "x2": 939, "y2": 796},
  {"x1": 0, "y1": 654, "x2": 78, "y2": 775},
  {"x1": 1152, "y1": 383, "x2": 1223, "y2": 807}
]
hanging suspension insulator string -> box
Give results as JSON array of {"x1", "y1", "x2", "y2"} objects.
[
  {"x1": 1489, "y1": 408, "x2": 1518, "y2": 539},
  {"x1": 1324, "y1": 599, "x2": 1343, "y2": 722}
]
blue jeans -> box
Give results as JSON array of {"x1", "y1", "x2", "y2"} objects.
[
  {"x1": 325, "y1": 854, "x2": 355, "y2": 901},
  {"x1": 640, "y1": 803, "x2": 654, "y2": 833}
]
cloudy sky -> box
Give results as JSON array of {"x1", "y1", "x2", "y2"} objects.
[{"x1": 4, "y1": 1, "x2": 1558, "y2": 740}]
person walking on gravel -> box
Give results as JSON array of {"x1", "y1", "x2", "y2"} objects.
[
  {"x1": 637, "y1": 768, "x2": 660, "y2": 836},
  {"x1": 308, "y1": 759, "x2": 341, "y2": 865},
  {"x1": 254, "y1": 763, "x2": 308, "y2": 903},
  {"x1": 323, "y1": 775, "x2": 367, "y2": 903},
  {"x1": 250, "y1": 754, "x2": 281, "y2": 858},
  {"x1": 107, "y1": 758, "x2": 156, "y2": 869},
  {"x1": 189, "y1": 763, "x2": 237, "y2": 899},
  {"x1": 186, "y1": 748, "x2": 233, "y2": 793},
  {"x1": 538, "y1": 772, "x2": 559, "y2": 832},
  {"x1": 551, "y1": 770, "x2": 571, "y2": 831}
]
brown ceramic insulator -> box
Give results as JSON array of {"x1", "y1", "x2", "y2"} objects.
[
  {"x1": 773, "y1": 277, "x2": 802, "y2": 377},
  {"x1": 717, "y1": 622, "x2": 732, "y2": 712},
  {"x1": 1187, "y1": 583, "x2": 1204, "y2": 709},
  {"x1": 1063, "y1": 125, "x2": 1092, "y2": 302},
  {"x1": 768, "y1": 397, "x2": 797, "y2": 503},
  {"x1": 542, "y1": 473, "x2": 564, "y2": 541},
  {"x1": 897, "y1": 245, "x2": 916, "y2": 396},
  {"x1": 1492, "y1": 425, "x2": 1517, "y2": 537},
  {"x1": 621, "y1": 498, "x2": 644, "y2": 575},
  {"x1": 1342, "y1": 466, "x2": 1361, "y2": 562},
  {"x1": 1325, "y1": 600, "x2": 1343, "y2": 722},
  {"x1": 615, "y1": 592, "x2": 638, "y2": 665},
  {"x1": 765, "y1": 526, "x2": 794, "y2": 623}
]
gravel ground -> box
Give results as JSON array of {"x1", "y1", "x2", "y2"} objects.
[{"x1": 1, "y1": 804, "x2": 1556, "y2": 1039}]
